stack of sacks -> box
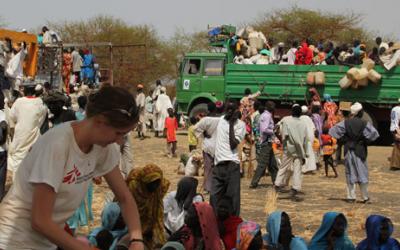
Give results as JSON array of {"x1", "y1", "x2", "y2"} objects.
[
  {"x1": 339, "y1": 58, "x2": 382, "y2": 89},
  {"x1": 234, "y1": 26, "x2": 268, "y2": 62},
  {"x1": 306, "y1": 71, "x2": 326, "y2": 85}
]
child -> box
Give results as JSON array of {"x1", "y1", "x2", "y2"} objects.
[
  {"x1": 164, "y1": 108, "x2": 178, "y2": 157},
  {"x1": 188, "y1": 116, "x2": 198, "y2": 152},
  {"x1": 321, "y1": 127, "x2": 338, "y2": 178}
]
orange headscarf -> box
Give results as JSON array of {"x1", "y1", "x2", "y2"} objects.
[{"x1": 126, "y1": 164, "x2": 170, "y2": 248}]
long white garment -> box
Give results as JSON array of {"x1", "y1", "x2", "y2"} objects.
[
  {"x1": 155, "y1": 93, "x2": 172, "y2": 132},
  {"x1": 7, "y1": 97, "x2": 47, "y2": 174},
  {"x1": 163, "y1": 191, "x2": 203, "y2": 234},
  {"x1": 5, "y1": 49, "x2": 27, "y2": 79},
  {"x1": 119, "y1": 132, "x2": 134, "y2": 178},
  {"x1": 286, "y1": 48, "x2": 297, "y2": 65},
  {"x1": 300, "y1": 115, "x2": 317, "y2": 172},
  {"x1": 390, "y1": 106, "x2": 400, "y2": 132}
]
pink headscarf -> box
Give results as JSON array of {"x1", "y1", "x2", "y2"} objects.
[{"x1": 183, "y1": 202, "x2": 223, "y2": 250}]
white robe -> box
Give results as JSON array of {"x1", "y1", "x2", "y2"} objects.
[
  {"x1": 300, "y1": 115, "x2": 317, "y2": 172},
  {"x1": 155, "y1": 93, "x2": 172, "y2": 132},
  {"x1": 8, "y1": 97, "x2": 47, "y2": 174}
]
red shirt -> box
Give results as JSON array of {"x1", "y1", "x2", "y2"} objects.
[{"x1": 164, "y1": 117, "x2": 178, "y2": 143}]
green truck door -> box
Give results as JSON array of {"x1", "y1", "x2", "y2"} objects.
[
  {"x1": 201, "y1": 59, "x2": 225, "y2": 98},
  {"x1": 181, "y1": 58, "x2": 202, "y2": 95}
]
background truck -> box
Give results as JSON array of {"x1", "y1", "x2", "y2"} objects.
[{"x1": 175, "y1": 32, "x2": 400, "y2": 145}]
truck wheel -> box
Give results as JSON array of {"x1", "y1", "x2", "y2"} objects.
[{"x1": 189, "y1": 103, "x2": 209, "y2": 119}]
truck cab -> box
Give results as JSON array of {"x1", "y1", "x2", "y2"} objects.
[{"x1": 176, "y1": 52, "x2": 227, "y2": 117}]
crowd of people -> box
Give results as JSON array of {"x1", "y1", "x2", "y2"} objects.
[{"x1": 232, "y1": 32, "x2": 400, "y2": 71}]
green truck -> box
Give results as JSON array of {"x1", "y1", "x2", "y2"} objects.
[{"x1": 175, "y1": 38, "x2": 400, "y2": 145}]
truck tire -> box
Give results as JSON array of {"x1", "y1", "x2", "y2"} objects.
[{"x1": 189, "y1": 103, "x2": 209, "y2": 119}]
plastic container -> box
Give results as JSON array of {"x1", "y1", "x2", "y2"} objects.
[
  {"x1": 368, "y1": 69, "x2": 382, "y2": 84},
  {"x1": 356, "y1": 68, "x2": 369, "y2": 81},
  {"x1": 362, "y1": 58, "x2": 375, "y2": 71},
  {"x1": 306, "y1": 72, "x2": 315, "y2": 85},
  {"x1": 339, "y1": 75, "x2": 353, "y2": 89},
  {"x1": 347, "y1": 67, "x2": 360, "y2": 80},
  {"x1": 315, "y1": 71, "x2": 326, "y2": 85}
]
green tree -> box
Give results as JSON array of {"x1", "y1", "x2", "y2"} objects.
[
  {"x1": 251, "y1": 7, "x2": 373, "y2": 46},
  {"x1": 49, "y1": 15, "x2": 167, "y2": 91},
  {"x1": 160, "y1": 28, "x2": 208, "y2": 80}
]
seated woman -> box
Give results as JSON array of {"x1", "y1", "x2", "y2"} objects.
[
  {"x1": 216, "y1": 196, "x2": 243, "y2": 250},
  {"x1": 127, "y1": 164, "x2": 170, "y2": 249},
  {"x1": 168, "y1": 202, "x2": 224, "y2": 249},
  {"x1": 263, "y1": 210, "x2": 308, "y2": 250},
  {"x1": 309, "y1": 212, "x2": 355, "y2": 250},
  {"x1": 236, "y1": 221, "x2": 263, "y2": 250},
  {"x1": 357, "y1": 214, "x2": 400, "y2": 250},
  {"x1": 163, "y1": 176, "x2": 203, "y2": 235},
  {"x1": 88, "y1": 202, "x2": 127, "y2": 250}
]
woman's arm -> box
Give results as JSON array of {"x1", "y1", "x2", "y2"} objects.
[
  {"x1": 104, "y1": 166, "x2": 144, "y2": 250},
  {"x1": 31, "y1": 184, "x2": 92, "y2": 250}
]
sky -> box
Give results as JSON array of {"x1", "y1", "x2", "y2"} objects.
[{"x1": 1, "y1": 0, "x2": 399, "y2": 40}]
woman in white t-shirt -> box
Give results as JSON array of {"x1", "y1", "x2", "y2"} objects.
[{"x1": 0, "y1": 86, "x2": 144, "y2": 250}]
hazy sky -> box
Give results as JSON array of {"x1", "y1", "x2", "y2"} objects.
[{"x1": 1, "y1": 0, "x2": 399, "y2": 40}]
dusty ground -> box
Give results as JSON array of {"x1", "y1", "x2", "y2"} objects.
[
  {"x1": 5, "y1": 130, "x2": 400, "y2": 244},
  {"x1": 90, "y1": 131, "x2": 400, "y2": 244}
]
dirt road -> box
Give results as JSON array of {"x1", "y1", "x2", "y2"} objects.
[{"x1": 86, "y1": 131, "x2": 400, "y2": 243}]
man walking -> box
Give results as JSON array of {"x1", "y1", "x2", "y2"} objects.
[
  {"x1": 329, "y1": 102, "x2": 379, "y2": 203},
  {"x1": 135, "y1": 84, "x2": 146, "y2": 140},
  {"x1": 274, "y1": 104, "x2": 309, "y2": 201},
  {"x1": 250, "y1": 101, "x2": 278, "y2": 188},
  {"x1": 211, "y1": 101, "x2": 246, "y2": 216}
]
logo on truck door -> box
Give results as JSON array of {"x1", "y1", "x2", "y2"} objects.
[{"x1": 183, "y1": 79, "x2": 190, "y2": 90}]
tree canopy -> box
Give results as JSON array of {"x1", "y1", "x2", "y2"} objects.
[{"x1": 251, "y1": 7, "x2": 373, "y2": 46}]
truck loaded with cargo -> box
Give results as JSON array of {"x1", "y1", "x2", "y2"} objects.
[{"x1": 175, "y1": 25, "x2": 400, "y2": 145}]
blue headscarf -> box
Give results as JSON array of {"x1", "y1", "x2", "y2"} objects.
[
  {"x1": 323, "y1": 93, "x2": 333, "y2": 102},
  {"x1": 309, "y1": 212, "x2": 355, "y2": 250},
  {"x1": 88, "y1": 202, "x2": 128, "y2": 250},
  {"x1": 357, "y1": 215, "x2": 400, "y2": 250},
  {"x1": 263, "y1": 211, "x2": 308, "y2": 250}
]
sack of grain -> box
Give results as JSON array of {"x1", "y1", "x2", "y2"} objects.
[
  {"x1": 357, "y1": 78, "x2": 368, "y2": 87},
  {"x1": 249, "y1": 47, "x2": 258, "y2": 57},
  {"x1": 258, "y1": 32, "x2": 267, "y2": 49},
  {"x1": 356, "y1": 68, "x2": 369, "y2": 81},
  {"x1": 236, "y1": 27, "x2": 245, "y2": 37},
  {"x1": 362, "y1": 58, "x2": 375, "y2": 71},
  {"x1": 339, "y1": 75, "x2": 353, "y2": 89},
  {"x1": 368, "y1": 69, "x2": 382, "y2": 84},
  {"x1": 315, "y1": 71, "x2": 326, "y2": 85},
  {"x1": 347, "y1": 67, "x2": 360, "y2": 80},
  {"x1": 306, "y1": 72, "x2": 315, "y2": 85}
]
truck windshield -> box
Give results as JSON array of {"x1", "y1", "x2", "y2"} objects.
[{"x1": 204, "y1": 59, "x2": 224, "y2": 76}]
